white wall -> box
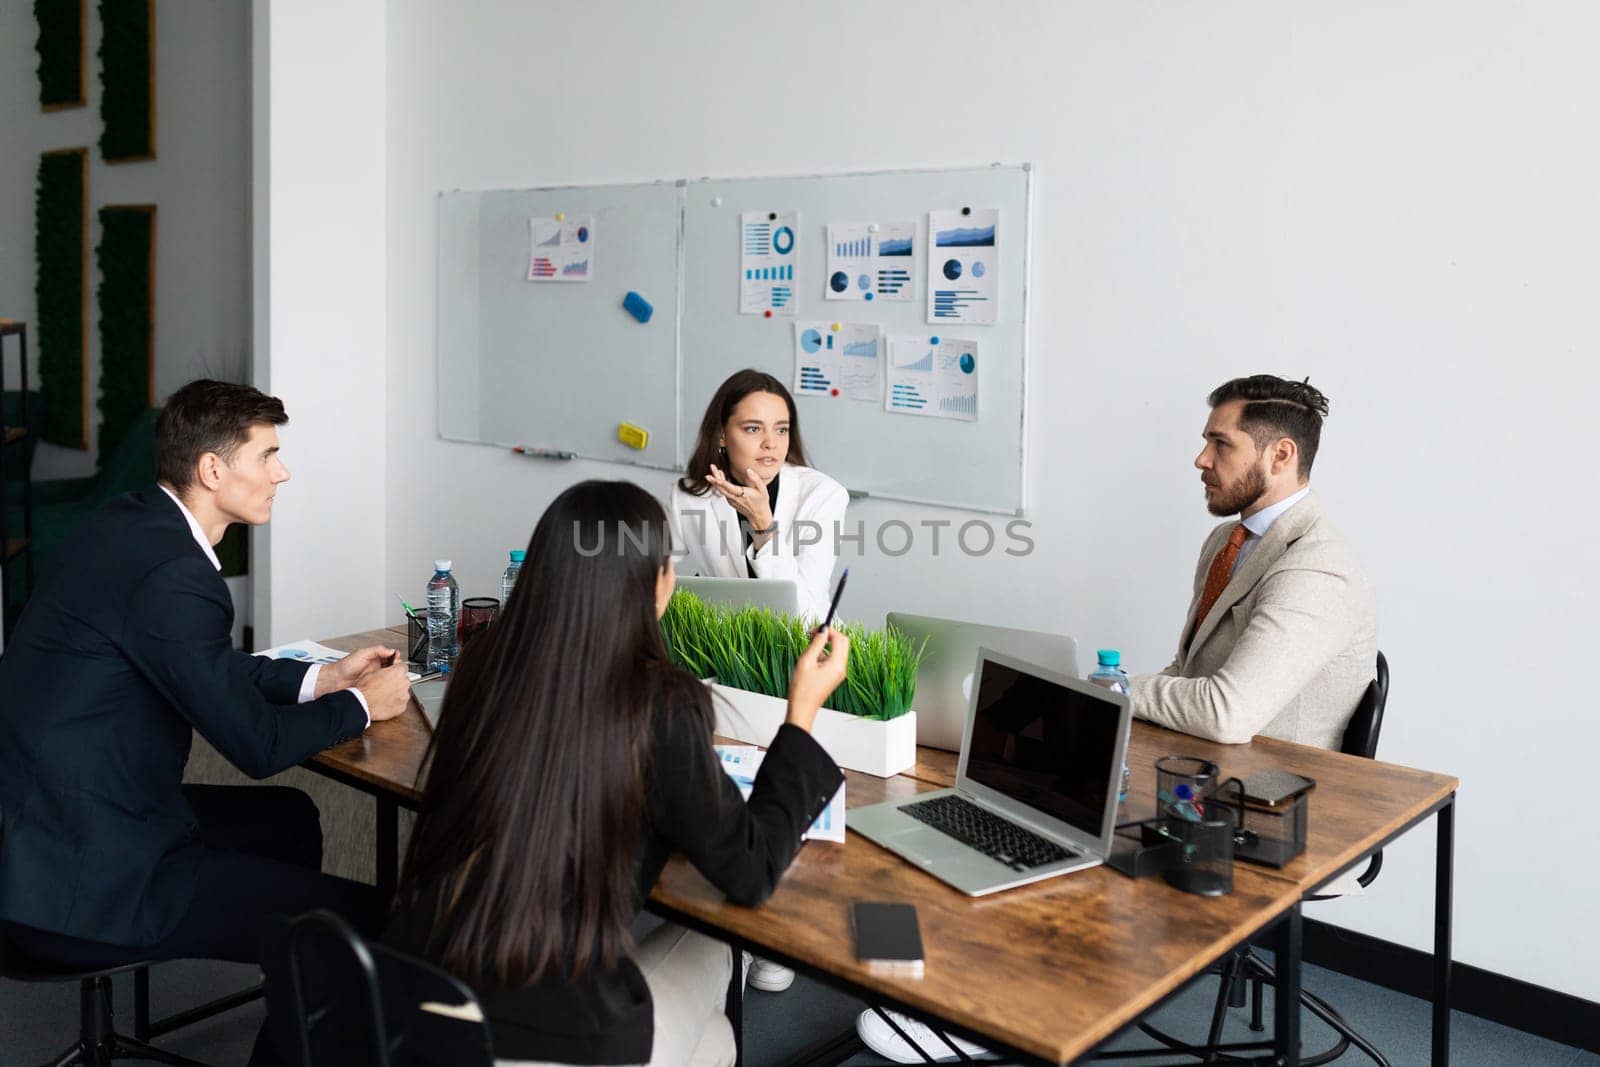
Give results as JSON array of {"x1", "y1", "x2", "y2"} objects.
[
  {"x1": 251, "y1": 0, "x2": 387, "y2": 643},
  {"x1": 0, "y1": 0, "x2": 250, "y2": 477},
  {"x1": 262, "y1": 0, "x2": 1600, "y2": 1000}
]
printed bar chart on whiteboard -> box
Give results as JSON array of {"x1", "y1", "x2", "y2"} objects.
[
  {"x1": 527, "y1": 215, "x2": 594, "y2": 282},
  {"x1": 926, "y1": 208, "x2": 997, "y2": 323},
  {"x1": 825, "y1": 220, "x2": 917, "y2": 303},
  {"x1": 885, "y1": 334, "x2": 978, "y2": 422},
  {"x1": 740, "y1": 210, "x2": 799, "y2": 316}
]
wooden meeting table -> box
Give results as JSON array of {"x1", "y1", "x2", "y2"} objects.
[{"x1": 303, "y1": 627, "x2": 1456, "y2": 1066}]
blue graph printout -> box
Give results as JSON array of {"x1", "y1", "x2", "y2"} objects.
[
  {"x1": 716, "y1": 745, "x2": 845, "y2": 842},
  {"x1": 527, "y1": 215, "x2": 594, "y2": 283},
  {"x1": 793, "y1": 321, "x2": 881, "y2": 401},
  {"x1": 824, "y1": 220, "x2": 917, "y2": 303},
  {"x1": 740, "y1": 209, "x2": 800, "y2": 316},
  {"x1": 926, "y1": 207, "x2": 998, "y2": 324},
  {"x1": 885, "y1": 334, "x2": 978, "y2": 422}
]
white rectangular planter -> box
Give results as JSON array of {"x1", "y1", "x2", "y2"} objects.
[{"x1": 708, "y1": 681, "x2": 917, "y2": 778}]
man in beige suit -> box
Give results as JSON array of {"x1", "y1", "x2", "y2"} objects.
[{"x1": 1132, "y1": 375, "x2": 1377, "y2": 748}]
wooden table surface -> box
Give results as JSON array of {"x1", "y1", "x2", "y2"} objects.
[{"x1": 308, "y1": 625, "x2": 1456, "y2": 1064}]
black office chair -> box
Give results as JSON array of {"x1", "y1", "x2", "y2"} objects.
[
  {"x1": 0, "y1": 931, "x2": 215, "y2": 1067},
  {"x1": 1137, "y1": 651, "x2": 1391, "y2": 1066},
  {"x1": 260, "y1": 910, "x2": 493, "y2": 1067},
  {"x1": 0, "y1": 801, "x2": 266, "y2": 1067}
]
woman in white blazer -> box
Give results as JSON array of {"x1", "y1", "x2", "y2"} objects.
[{"x1": 671, "y1": 369, "x2": 849, "y2": 625}]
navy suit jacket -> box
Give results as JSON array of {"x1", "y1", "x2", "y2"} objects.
[{"x1": 0, "y1": 488, "x2": 366, "y2": 947}]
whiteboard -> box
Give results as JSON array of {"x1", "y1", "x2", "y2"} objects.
[
  {"x1": 437, "y1": 181, "x2": 681, "y2": 468},
  {"x1": 436, "y1": 165, "x2": 1030, "y2": 512},
  {"x1": 680, "y1": 165, "x2": 1030, "y2": 514}
]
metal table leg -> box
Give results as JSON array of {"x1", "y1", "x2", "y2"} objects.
[
  {"x1": 1274, "y1": 904, "x2": 1302, "y2": 1067},
  {"x1": 1433, "y1": 795, "x2": 1455, "y2": 1066},
  {"x1": 724, "y1": 953, "x2": 744, "y2": 1067},
  {"x1": 376, "y1": 794, "x2": 399, "y2": 902}
]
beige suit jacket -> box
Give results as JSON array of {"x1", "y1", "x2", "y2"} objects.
[{"x1": 1131, "y1": 490, "x2": 1378, "y2": 748}]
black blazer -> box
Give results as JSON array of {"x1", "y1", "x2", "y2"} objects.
[
  {"x1": 383, "y1": 710, "x2": 843, "y2": 1064},
  {"x1": 0, "y1": 488, "x2": 367, "y2": 947}
]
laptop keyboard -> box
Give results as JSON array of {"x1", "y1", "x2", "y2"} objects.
[{"x1": 901, "y1": 794, "x2": 1074, "y2": 871}]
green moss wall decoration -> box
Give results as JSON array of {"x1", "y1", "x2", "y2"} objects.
[
  {"x1": 34, "y1": 0, "x2": 86, "y2": 109},
  {"x1": 98, "y1": 0, "x2": 155, "y2": 162},
  {"x1": 96, "y1": 205, "x2": 156, "y2": 463},
  {"x1": 35, "y1": 149, "x2": 88, "y2": 448}
]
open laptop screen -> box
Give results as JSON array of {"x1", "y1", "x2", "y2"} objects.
[{"x1": 965, "y1": 658, "x2": 1120, "y2": 839}]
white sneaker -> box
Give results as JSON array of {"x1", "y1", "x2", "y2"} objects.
[
  {"x1": 856, "y1": 1008, "x2": 990, "y2": 1063},
  {"x1": 746, "y1": 957, "x2": 795, "y2": 992}
]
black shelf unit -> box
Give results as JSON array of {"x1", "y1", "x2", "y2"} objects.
[{"x1": 1, "y1": 320, "x2": 36, "y2": 642}]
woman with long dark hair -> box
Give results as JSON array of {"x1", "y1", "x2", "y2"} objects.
[
  {"x1": 673, "y1": 369, "x2": 849, "y2": 622},
  {"x1": 384, "y1": 480, "x2": 847, "y2": 1066}
]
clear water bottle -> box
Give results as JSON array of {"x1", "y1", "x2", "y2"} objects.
[
  {"x1": 1088, "y1": 649, "x2": 1132, "y2": 803},
  {"x1": 501, "y1": 549, "x2": 525, "y2": 606},
  {"x1": 426, "y1": 560, "x2": 460, "y2": 673}
]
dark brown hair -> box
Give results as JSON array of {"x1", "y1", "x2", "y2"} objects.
[
  {"x1": 394, "y1": 480, "x2": 714, "y2": 986},
  {"x1": 1208, "y1": 375, "x2": 1330, "y2": 479},
  {"x1": 678, "y1": 369, "x2": 810, "y2": 495},
  {"x1": 155, "y1": 379, "x2": 288, "y2": 493}
]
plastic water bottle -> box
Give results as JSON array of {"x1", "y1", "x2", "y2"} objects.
[
  {"x1": 501, "y1": 549, "x2": 525, "y2": 606},
  {"x1": 1088, "y1": 649, "x2": 1132, "y2": 803},
  {"x1": 426, "y1": 560, "x2": 460, "y2": 673}
]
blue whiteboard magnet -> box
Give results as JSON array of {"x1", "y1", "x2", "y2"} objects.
[{"x1": 622, "y1": 291, "x2": 654, "y2": 323}]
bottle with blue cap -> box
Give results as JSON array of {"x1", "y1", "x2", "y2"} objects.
[
  {"x1": 1087, "y1": 649, "x2": 1132, "y2": 802},
  {"x1": 502, "y1": 549, "x2": 526, "y2": 606},
  {"x1": 426, "y1": 560, "x2": 460, "y2": 673}
]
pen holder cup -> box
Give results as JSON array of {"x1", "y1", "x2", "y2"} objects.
[
  {"x1": 405, "y1": 611, "x2": 429, "y2": 668},
  {"x1": 1213, "y1": 779, "x2": 1309, "y2": 869},
  {"x1": 1154, "y1": 755, "x2": 1221, "y2": 817},
  {"x1": 460, "y1": 598, "x2": 500, "y2": 649},
  {"x1": 1158, "y1": 799, "x2": 1236, "y2": 897}
]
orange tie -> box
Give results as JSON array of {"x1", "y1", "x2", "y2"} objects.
[{"x1": 1189, "y1": 523, "x2": 1249, "y2": 649}]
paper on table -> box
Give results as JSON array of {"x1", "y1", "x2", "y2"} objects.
[
  {"x1": 257, "y1": 639, "x2": 422, "y2": 683},
  {"x1": 716, "y1": 744, "x2": 846, "y2": 843}
]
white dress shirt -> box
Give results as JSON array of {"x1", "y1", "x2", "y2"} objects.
[
  {"x1": 158, "y1": 484, "x2": 368, "y2": 723},
  {"x1": 1233, "y1": 485, "x2": 1311, "y2": 575}
]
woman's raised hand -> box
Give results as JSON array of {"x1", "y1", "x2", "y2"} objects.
[{"x1": 786, "y1": 627, "x2": 850, "y2": 732}]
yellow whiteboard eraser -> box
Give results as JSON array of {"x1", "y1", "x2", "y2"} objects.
[{"x1": 617, "y1": 422, "x2": 649, "y2": 450}]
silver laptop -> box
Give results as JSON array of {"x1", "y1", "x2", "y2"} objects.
[
  {"x1": 887, "y1": 612, "x2": 1080, "y2": 752},
  {"x1": 675, "y1": 575, "x2": 800, "y2": 616},
  {"x1": 850, "y1": 647, "x2": 1130, "y2": 896},
  {"x1": 411, "y1": 677, "x2": 449, "y2": 730}
]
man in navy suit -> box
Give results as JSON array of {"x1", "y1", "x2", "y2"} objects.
[{"x1": 0, "y1": 380, "x2": 410, "y2": 1060}]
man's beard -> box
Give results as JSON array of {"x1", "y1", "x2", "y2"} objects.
[{"x1": 1207, "y1": 463, "x2": 1268, "y2": 517}]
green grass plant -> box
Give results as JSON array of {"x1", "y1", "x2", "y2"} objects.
[{"x1": 661, "y1": 592, "x2": 924, "y2": 721}]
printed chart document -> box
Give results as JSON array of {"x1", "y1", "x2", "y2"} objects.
[
  {"x1": 527, "y1": 216, "x2": 594, "y2": 282},
  {"x1": 885, "y1": 335, "x2": 979, "y2": 421},
  {"x1": 926, "y1": 208, "x2": 998, "y2": 324},
  {"x1": 824, "y1": 220, "x2": 917, "y2": 303},
  {"x1": 740, "y1": 210, "x2": 799, "y2": 316},
  {"x1": 257, "y1": 640, "x2": 424, "y2": 683},
  {"x1": 794, "y1": 321, "x2": 881, "y2": 402},
  {"x1": 716, "y1": 745, "x2": 846, "y2": 843}
]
